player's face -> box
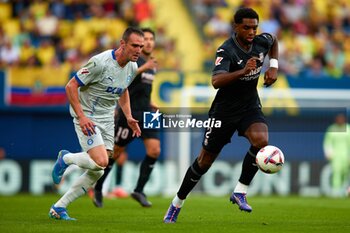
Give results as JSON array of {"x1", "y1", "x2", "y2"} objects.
[
  {"x1": 235, "y1": 18, "x2": 258, "y2": 45},
  {"x1": 142, "y1": 32, "x2": 155, "y2": 56},
  {"x1": 124, "y1": 33, "x2": 144, "y2": 62}
]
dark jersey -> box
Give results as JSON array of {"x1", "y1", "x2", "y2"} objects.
[
  {"x1": 209, "y1": 33, "x2": 274, "y2": 117},
  {"x1": 118, "y1": 56, "x2": 156, "y2": 118}
]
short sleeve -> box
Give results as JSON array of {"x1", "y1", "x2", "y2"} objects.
[
  {"x1": 260, "y1": 33, "x2": 275, "y2": 49},
  {"x1": 74, "y1": 58, "x2": 103, "y2": 86},
  {"x1": 212, "y1": 47, "x2": 231, "y2": 76},
  {"x1": 130, "y1": 61, "x2": 138, "y2": 81}
]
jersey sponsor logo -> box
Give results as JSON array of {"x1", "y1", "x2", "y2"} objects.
[
  {"x1": 215, "y1": 57, "x2": 223, "y2": 66},
  {"x1": 106, "y1": 86, "x2": 124, "y2": 95},
  {"x1": 127, "y1": 75, "x2": 132, "y2": 83},
  {"x1": 240, "y1": 66, "x2": 262, "y2": 81}
]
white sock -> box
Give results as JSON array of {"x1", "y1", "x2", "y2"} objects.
[
  {"x1": 172, "y1": 195, "x2": 185, "y2": 208},
  {"x1": 63, "y1": 152, "x2": 104, "y2": 170},
  {"x1": 234, "y1": 181, "x2": 248, "y2": 194},
  {"x1": 63, "y1": 164, "x2": 82, "y2": 177},
  {"x1": 55, "y1": 170, "x2": 104, "y2": 208}
]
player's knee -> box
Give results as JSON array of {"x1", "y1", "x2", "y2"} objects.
[
  {"x1": 197, "y1": 149, "x2": 217, "y2": 171},
  {"x1": 94, "y1": 157, "x2": 108, "y2": 169},
  {"x1": 198, "y1": 161, "x2": 212, "y2": 171},
  {"x1": 147, "y1": 146, "x2": 161, "y2": 158},
  {"x1": 251, "y1": 137, "x2": 268, "y2": 149}
]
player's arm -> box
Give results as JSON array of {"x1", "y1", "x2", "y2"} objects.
[
  {"x1": 118, "y1": 89, "x2": 141, "y2": 137},
  {"x1": 323, "y1": 129, "x2": 333, "y2": 160},
  {"x1": 150, "y1": 101, "x2": 158, "y2": 111},
  {"x1": 136, "y1": 57, "x2": 157, "y2": 75},
  {"x1": 65, "y1": 78, "x2": 96, "y2": 135},
  {"x1": 212, "y1": 57, "x2": 259, "y2": 89},
  {"x1": 264, "y1": 34, "x2": 279, "y2": 87}
]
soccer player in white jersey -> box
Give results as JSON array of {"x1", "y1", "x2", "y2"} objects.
[{"x1": 49, "y1": 27, "x2": 143, "y2": 221}]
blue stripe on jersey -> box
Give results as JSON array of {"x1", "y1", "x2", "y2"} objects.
[
  {"x1": 111, "y1": 49, "x2": 117, "y2": 60},
  {"x1": 74, "y1": 74, "x2": 85, "y2": 86}
]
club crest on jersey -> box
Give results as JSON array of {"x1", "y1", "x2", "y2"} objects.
[
  {"x1": 87, "y1": 139, "x2": 93, "y2": 145},
  {"x1": 127, "y1": 75, "x2": 132, "y2": 83},
  {"x1": 215, "y1": 57, "x2": 223, "y2": 66}
]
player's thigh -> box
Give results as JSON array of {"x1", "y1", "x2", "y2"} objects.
[
  {"x1": 202, "y1": 117, "x2": 237, "y2": 154},
  {"x1": 97, "y1": 120, "x2": 115, "y2": 151},
  {"x1": 74, "y1": 122, "x2": 106, "y2": 152},
  {"x1": 238, "y1": 109, "x2": 268, "y2": 147},
  {"x1": 114, "y1": 120, "x2": 135, "y2": 147}
]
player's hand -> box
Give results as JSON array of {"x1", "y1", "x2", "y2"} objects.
[
  {"x1": 144, "y1": 57, "x2": 158, "y2": 71},
  {"x1": 150, "y1": 101, "x2": 158, "y2": 111},
  {"x1": 126, "y1": 116, "x2": 141, "y2": 137},
  {"x1": 79, "y1": 115, "x2": 96, "y2": 136},
  {"x1": 263, "y1": 67, "x2": 278, "y2": 87},
  {"x1": 243, "y1": 57, "x2": 259, "y2": 75}
]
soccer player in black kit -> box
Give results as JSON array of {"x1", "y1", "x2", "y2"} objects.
[
  {"x1": 93, "y1": 28, "x2": 160, "y2": 208},
  {"x1": 164, "y1": 8, "x2": 279, "y2": 223}
]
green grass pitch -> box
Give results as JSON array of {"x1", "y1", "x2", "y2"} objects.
[{"x1": 0, "y1": 194, "x2": 349, "y2": 233}]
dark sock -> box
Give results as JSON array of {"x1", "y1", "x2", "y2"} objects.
[
  {"x1": 134, "y1": 155, "x2": 157, "y2": 193},
  {"x1": 94, "y1": 158, "x2": 114, "y2": 192},
  {"x1": 238, "y1": 146, "x2": 260, "y2": 185},
  {"x1": 177, "y1": 158, "x2": 209, "y2": 200},
  {"x1": 115, "y1": 164, "x2": 123, "y2": 186}
]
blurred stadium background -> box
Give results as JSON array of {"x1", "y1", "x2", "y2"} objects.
[{"x1": 0, "y1": 0, "x2": 350, "y2": 198}]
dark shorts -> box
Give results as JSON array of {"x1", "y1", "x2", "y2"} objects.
[
  {"x1": 114, "y1": 112, "x2": 160, "y2": 147},
  {"x1": 202, "y1": 108, "x2": 267, "y2": 154}
]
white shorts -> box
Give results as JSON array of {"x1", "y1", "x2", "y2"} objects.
[{"x1": 73, "y1": 119, "x2": 114, "y2": 152}]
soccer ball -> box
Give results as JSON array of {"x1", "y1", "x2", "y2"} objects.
[{"x1": 256, "y1": 145, "x2": 284, "y2": 174}]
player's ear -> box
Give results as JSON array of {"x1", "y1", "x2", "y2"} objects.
[
  {"x1": 232, "y1": 21, "x2": 238, "y2": 32},
  {"x1": 119, "y1": 39, "x2": 126, "y2": 49},
  {"x1": 231, "y1": 18, "x2": 235, "y2": 26}
]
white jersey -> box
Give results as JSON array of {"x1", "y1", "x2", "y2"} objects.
[{"x1": 71, "y1": 49, "x2": 138, "y2": 122}]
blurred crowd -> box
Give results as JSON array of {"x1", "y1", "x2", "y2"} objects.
[
  {"x1": 1, "y1": 0, "x2": 350, "y2": 79},
  {"x1": 189, "y1": 0, "x2": 350, "y2": 79},
  {"x1": 0, "y1": 0, "x2": 181, "y2": 72}
]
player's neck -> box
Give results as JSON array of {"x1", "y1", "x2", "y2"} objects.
[
  {"x1": 141, "y1": 51, "x2": 152, "y2": 60},
  {"x1": 114, "y1": 48, "x2": 128, "y2": 67},
  {"x1": 234, "y1": 36, "x2": 252, "y2": 51}
]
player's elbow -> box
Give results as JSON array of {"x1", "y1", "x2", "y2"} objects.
[
  {"x1": 211, "y1": 78, "x2": 220, "y2": 89},
  {"x1": 65, "y1": 82, "x2": 74, "y2": 95},
  {"x1": 65, "y1": 78, "x2": 79, "y2": 93}
]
